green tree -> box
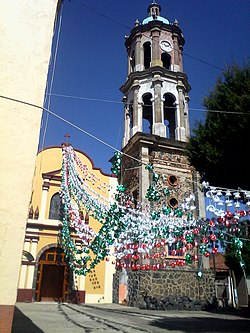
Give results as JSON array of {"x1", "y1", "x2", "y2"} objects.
[{"x1": 186, "y1": 62, "x2": 250, "y2": 189}]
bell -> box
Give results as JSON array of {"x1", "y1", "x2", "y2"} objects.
[{"x1": 226, "y1": 190, "x2": 231, "y2": 197}]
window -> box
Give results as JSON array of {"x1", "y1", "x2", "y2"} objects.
[
  {"x1": 49, "y1": 192, "x2": 62, "y2": 220},
  {"x1": 168, "y1": 175, "x2": 178, "y2": 186}
]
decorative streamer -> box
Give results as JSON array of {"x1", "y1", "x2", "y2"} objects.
[{"x1": 60, "y1": 145, "x2": 250, "y2": 276}]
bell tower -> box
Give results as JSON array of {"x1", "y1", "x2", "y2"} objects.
[
  {"x1": 120, "y1": 2, "x2": 205, "y2": 217},
  {"x1": 121, "y1": 2, "x2": 190, "y2": 147}
]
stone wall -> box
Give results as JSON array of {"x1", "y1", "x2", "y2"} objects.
[{"x1": 125, "y1": 268, "x2": 216, "y2": 308}]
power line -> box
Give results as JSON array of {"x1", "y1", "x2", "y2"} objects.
[
  {"x1": 46, "y1": 92, "x2": 250, "y2": 116},
  {"x1": 2, "y1": 93, "x2": 250, "y2": 195},
  {"x1": 0, "y1": 94, "x2": 142, "y2": 165}
]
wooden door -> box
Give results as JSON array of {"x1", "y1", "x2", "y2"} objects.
[
  {"x1": 40, "y1": 264, "x2": 65, "y2": 301},
  {"x1": 35, "y1": 247, "x2": 69, "y2": 302}
]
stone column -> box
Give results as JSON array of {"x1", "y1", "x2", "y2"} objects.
[
  {"x1": 122, "y1": 96, "x2": 130, "y2": 148},
  {"x1": 130, "y1": 82, "x2": 140, "y2": 136},
  {"x1": 134, "y1": 35, "x2": 143, "y2": 71},
  {"x1": 175, "y1": 82, "x2": 186, "y2": 141},
  {"x1": 184, "y1": 94, "x2": 190, "y2": 138},
  {"x1": 152, "y1": 75, "x2": 166, "y2": 137},
  {"x1": 127, "y1": 46, "x2": 132, "y2": 74},
  {"x1": 26, "y1": 239, "x2": 38, "y2": 290},
  {"x1": 18, "y1": 240, "x2": 30, "y2": 288},
  {"x1": 40, "y1": 181, "x2": 49, "y2": 220},
  {"x1": 151, "y1": 28, "x2": 161, "y2": 67},
  {"x1": 179, "y1": 45, "x2": 183, "y2": 72},
  {"x1": 172, "y1": 34, "x2": 180, "y2": 72}
]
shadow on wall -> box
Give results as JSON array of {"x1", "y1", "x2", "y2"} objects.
[{"x1": 11, "y1": 307, "x2": 43, "y2": 333}]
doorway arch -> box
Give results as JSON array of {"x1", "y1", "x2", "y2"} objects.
[{"x1": 34, "y1": 245, "x2": 72, "y2": 302}]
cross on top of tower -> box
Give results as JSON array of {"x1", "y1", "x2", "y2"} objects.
[{"x1": 62, "y1": 132, "x2": 71, "y2": 146}]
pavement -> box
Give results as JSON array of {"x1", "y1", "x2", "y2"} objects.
[{"x1": 11, "y1": 302, "x2": 250, "y2": 333}]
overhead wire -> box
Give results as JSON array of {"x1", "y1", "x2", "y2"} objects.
[
  {"x1": 0, "y1": 94, "x2": 142, "y2": 166},
  {"x1": 2, "y1": 2, "x2": 248, "y2": 186},
  {"x1": 1, "y1": 93, "x2": 250, "y2": 195},
  {"x1": 46, "y1": 92, "x2": 250, "y2": 116}
]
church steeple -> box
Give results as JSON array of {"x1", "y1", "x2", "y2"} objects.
[
  {"x1": 120, "y1": 2, "x2": 190, "y2": 148},
  {"x1": 118, "y1": 2, "x2": 206, "y2": 305}
]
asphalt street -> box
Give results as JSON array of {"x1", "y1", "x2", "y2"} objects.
[{"x1": 12, "y1": 302, "x2": 250, "y2": 333}]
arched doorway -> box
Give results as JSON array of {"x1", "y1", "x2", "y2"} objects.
[{"x1": 35, "y1": 247, "x2": 71, "y2": 302}]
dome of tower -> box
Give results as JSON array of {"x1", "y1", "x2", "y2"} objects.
[{"x1": 142, "y1": 15, "x2": 169, "y2": 25}]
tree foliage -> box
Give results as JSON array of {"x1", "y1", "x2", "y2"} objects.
[{"x1": 186, "y1": 62, "x2": 250, "y2": 189}]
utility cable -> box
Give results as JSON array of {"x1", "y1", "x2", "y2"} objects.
[
  {"x1": 0, "y1": 94, "x2": 142, "y2": 166},
  {"x1": 1, "y1": 93, "x2": 250, "y2": 194},
  {"x1": 46, "y1": 92, "x2": 250, "y2": 116}
]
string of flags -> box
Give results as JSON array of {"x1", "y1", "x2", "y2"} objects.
[{"x1": 60, "y1": 145, "x2": 249, "y2": 276}]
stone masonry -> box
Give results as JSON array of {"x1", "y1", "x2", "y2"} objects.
[{"x1": 113, "y1": 268, "x2": 216, "y2": 309}]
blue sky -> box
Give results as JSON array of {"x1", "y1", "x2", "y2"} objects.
[{"x1": 39, "y1": 0, "x2": 250, "y2": 174}]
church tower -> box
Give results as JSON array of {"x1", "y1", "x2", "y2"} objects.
[{"x1": 120, "y1": 2, "x2": 204, "y2": 217}]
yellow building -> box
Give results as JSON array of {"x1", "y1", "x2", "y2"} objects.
[{"x1": 17, "y1": 145, "x2": 117, "y2": 304}]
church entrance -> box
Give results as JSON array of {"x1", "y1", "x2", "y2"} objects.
[{"x1": 35, "y1": 247, "x2": 70, "y2": 302}]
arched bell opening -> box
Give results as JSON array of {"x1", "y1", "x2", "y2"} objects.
[
  {"x1": 164, "y1": 93, "x2": 176, "y2": 140},
  {"x1": 142, "y1": 93, "x2": 153, "y2": 134},
  {"x1": 129, "y1": 101, "x2": 134, "y2": 130},
  {"x1": 130, "y1": 50, "x2": 135, "y2": 73},
  {"x1": 143, "y1": 42, "x2": 151, "y2": 70},
  {"x1": 161, "y1": 52, "x2": 171, "y2": 69}
]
